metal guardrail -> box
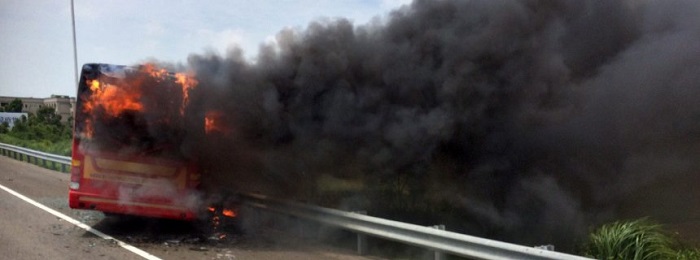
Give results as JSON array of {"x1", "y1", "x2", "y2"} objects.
[
  {"x1": 240, "y1": 193, "x2": 594, "y2": 260},
  {"x1": 0, "y1": 142, "x2": 71, "y2": 173}
]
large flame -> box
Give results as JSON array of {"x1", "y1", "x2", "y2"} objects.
[
  {"x1": 176, "y1": 73, "x2": 197, "y2": 115},
  {"x1": 84, "y1": 79, "x2": 143, "y2": 117},
  {"x1": 141, "y1": 63, "x2": 197, "y2": 115},
  {"x1": 81, "y1": 64, "x2": 198, "y2": 139}
]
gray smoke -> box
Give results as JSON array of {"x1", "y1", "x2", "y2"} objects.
[{"x1": 178, "y1": 0, "x2": 700, "y2": 250}]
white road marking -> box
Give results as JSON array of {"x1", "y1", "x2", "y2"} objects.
[{"x1": 0, "y1": 183, "x2": 162, "y2": 260}]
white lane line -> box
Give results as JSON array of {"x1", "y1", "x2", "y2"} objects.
[{"x1": 0, "y1": 183, "x2": 162, "y2": 260}]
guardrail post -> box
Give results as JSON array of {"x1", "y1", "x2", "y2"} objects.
[
  {"x1": 353, "y1": 211, "x2": 368, "y2": 255},
  {"x1": 429, "y1": 225, "x2": 446, "y2": 260},
  {"x1": 535, "y1": 244, "x2": 556, "y2": 251},
  {"x1": 296, "y1": 216, "x2": 305, "y2": 238},
  {"x1": 357, "y1": 233, "x2": 368, "y2": 255}
]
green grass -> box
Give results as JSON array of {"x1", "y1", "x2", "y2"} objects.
[
  {"x1": 0, "y1": 134, "x2": 71, "y2": 156},
  {"x1": 677, "y1": 248, "x2": 700, "y2": 260},
  {"x1": 583, "y1": 218, "x2": 700, "y2": 260}
]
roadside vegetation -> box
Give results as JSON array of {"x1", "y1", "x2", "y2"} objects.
[
  {"x1": 0, "y1": 99, "x2": 72, "y2": 156},
  {"x1": 584, "y1": 218, "x2": 700, "y2": 260}
]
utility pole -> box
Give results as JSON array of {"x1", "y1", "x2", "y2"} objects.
[{"x1": 71, "y1": 0, "x2": 79, "y2": 88}]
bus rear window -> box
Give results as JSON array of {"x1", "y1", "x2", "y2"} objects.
[{"x1": 75, "y1": 64, "x2": 198, "y2": 159}]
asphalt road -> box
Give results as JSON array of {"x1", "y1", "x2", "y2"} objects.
[{"x1": 0, "y1": 156, "x2": 373, "y2": 260}]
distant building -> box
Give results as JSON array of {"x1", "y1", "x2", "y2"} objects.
[
  {"x1": 43, "y1": 95, "x2": 76, "y2": 122},
  {"x1": 0, "y1": 95, "x2": 76, "y2": 123}
]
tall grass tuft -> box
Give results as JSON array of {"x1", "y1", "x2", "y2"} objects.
[
  {"x1": 584, "y1": 218, "x2": 677, "y2": 260},
  {"x1": 676, "y1": 247, "x2": 700, "y2": 260}
]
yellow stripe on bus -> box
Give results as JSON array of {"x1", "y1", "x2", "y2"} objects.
[
  {"x1": 83, "y1": 155, "x2": 187, "y2": 189},
  {"x1": 94, "y1": 157, "x2": 176, "y2": 176}
]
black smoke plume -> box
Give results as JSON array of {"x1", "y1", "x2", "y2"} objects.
[{"x1": 175, "y1": 0, "x2": 700, "y2": 250}]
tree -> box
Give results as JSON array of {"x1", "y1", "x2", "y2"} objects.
[
  {"x1": 36, "y1": 107, "x2": 62, "y2": 126},
  {"x1": 0, "y1": 122, "x2": 8, "y2": 134},
  {"x1": 5, "y1": 98, "x2": 23, "y2": 112}
]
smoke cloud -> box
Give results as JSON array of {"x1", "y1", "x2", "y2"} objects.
[{"x1": 152, "y1": 0, "x2": 700, "y2": 250}]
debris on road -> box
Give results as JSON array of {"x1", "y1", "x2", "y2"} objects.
[{"x1": 189, "y1": 246, "x2": 208, "y2": 252}]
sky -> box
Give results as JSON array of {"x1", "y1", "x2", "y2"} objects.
[{"x1": 0, "y1": 0, "x2": 411, "y2": 98}]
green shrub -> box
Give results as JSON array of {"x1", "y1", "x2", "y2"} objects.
[
  {"x1": 583, "y1": 218, "x2": 698, "y2": 260},
  {"x1": 0, "y1": 133, "x2": 71, "y2": 156},
  {"x1": 0, "y1": 108, "x2": 73, "y2": 156}
]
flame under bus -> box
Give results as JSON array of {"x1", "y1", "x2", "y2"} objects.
[{"x1": 69, "y1": 63, "x2": 202, "y2": 220}]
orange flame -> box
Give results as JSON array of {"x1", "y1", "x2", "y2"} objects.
[
  {"x1": 142, "y1": 63, "x2": 168, "y2": 80},
  {"x1": 84, "y1": 118, "x2": 95, "y2": 138},
  {"x1": 83, "y1": 79, "x2": 143, "y2": 117},
  {"x1": 205, "y1": 110, "x2": 229, "y2": 134},
  {"x1": 81, "y1": 64, "x2": 199, "y2": 139},
  {"x1": 175, "y1": 73, "x2": 197, "y2": 115},
  {"x1": 222, "y1": 209, "x2": 236, "y2": 218}
]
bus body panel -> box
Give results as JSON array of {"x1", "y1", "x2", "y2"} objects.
[
  {"x1": 68, "y1": 63, "x2": 202, "y2": 220},
  {"x1": 69, "y1": 153, "x2": 200, "y2": 220}
]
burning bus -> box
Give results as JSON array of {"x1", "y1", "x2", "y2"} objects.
[{"x1": 68, "y1": 63, "x2": 206, "y2": 220}]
